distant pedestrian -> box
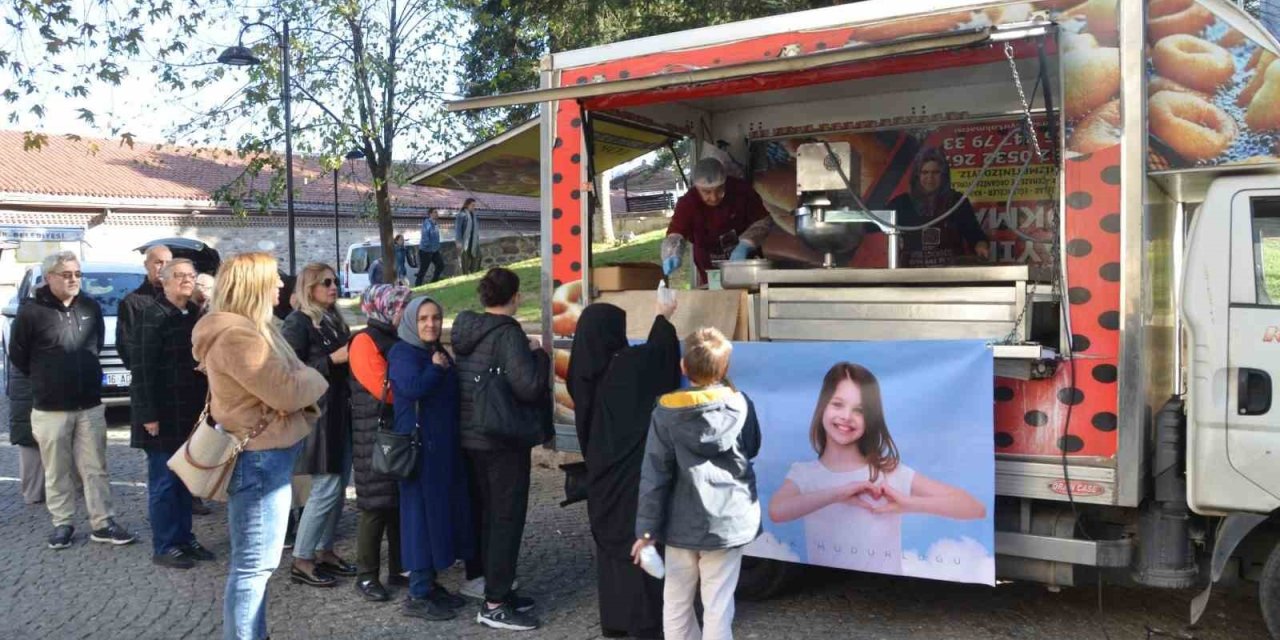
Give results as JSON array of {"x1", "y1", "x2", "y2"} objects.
[
  {"x1": 369, "y1": 258, "x2": 385, "y2": 286},
  {"x1": 128, "y1": 259, "x2": 214, "y2": 569},
  {"x1": 633, "y1": 327, "x2": 762, "y2": 640},
  {"x1": 192, "y1": 252, "x2": 328, "y2": 640},
  {"x1": 452, "y1": 267, "x2": 550, "y2": 631},
  {"x1": 416, "y1": 208, "x2": 447, "y2": 285},
  {"x1": 394, "y1": 235, "x2": 410, "y2": 282},
  {"x1": 284, "y1": 263, "x2": 356, "y2": 588},
  {"x1": 10, "y1": 251, "x2": 137, "y2": 550},
  {"x1": 389, "y1": 295, "x2": 474, "y2": 622},
  {"x1": 118, "y1": 243, "x2": 172, "y2": 369},
  {"x1": 455, "y1": 199, "x2": 482, "y2": 275},
  {"x1": 348, "y1": 284, "x2": 414, "y2": 602}
]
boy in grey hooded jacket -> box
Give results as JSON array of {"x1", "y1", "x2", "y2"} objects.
[{"x1": 632, "y1": 327, "x2": 761, "y2": 640}]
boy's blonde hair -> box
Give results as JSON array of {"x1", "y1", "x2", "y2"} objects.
[{"x1": 682, "y1": 327, "x2": 732, "y2": 386}]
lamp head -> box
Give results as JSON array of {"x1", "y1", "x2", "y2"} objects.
[{"x1": 218, "y1": 45, "x2": 262, "y2": 66}]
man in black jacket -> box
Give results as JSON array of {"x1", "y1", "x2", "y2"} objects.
[
  {"x1": 116, "y1": 243, "x2": 171, "y2": 369},
  {"x1": 10, "y1": 251, "x2": 136, "y2": 550},
  {"x1": 451, "y1": 267, "x2": 549, "y2": 632}
]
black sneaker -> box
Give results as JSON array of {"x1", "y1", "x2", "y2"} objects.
[
  {"x1": 477, "y1": 602, "x2": 539, "y2": 631},
  {"x1": 426, "y1": 584, "x2": 467, "y2": 609},
  {"x1": 47, "y1": 525, "x2": 74, "y2": 550},
  {"x1": 181, "y1": 540, "x2": 216, "y2": 561},
  {"x1": 402, "y1": 597, "x2": 456, "y2": 621},
  {"x1": 153, "y1": 547, "x2": 195, "y2": 569},
  {"x1": 508, "y1": 594, "x2": 536, "y2": 614},
  {"x1": 387, "y1": 573, "x2": 409, "y2": 587},
  {"x1": 89, "y1": 519, "x2": 137, "y2": 546}
]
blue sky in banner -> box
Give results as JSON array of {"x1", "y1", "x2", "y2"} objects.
[{"x1": 729, "y1": 340, "x2": 995, "y2": 584}]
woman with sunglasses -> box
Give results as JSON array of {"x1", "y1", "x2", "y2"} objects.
[{"x1": 282, "y1": 263, "x2": 356, "y2": 587}]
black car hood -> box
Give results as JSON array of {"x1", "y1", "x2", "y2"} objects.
[{"x1": 134, "y1": 237, "x2": 221, "y2": 274}]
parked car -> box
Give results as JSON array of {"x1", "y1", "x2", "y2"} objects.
[
  {"x1": 134, "y1": 237, "x2": 221, "y2": 274},
  {"x1": 2, "y1": 262, "x2": 148, "y2": 406},
  {"x1": 344, "y1": 236, "x2": 421, "y2": 293}
]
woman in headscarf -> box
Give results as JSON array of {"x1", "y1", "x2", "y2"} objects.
[
  {"x1": 387, "y1": 296, "x2": 474, "y2": 622},
  {"x1": 349, "y1": 285, "x2": 414, "y2": 601},
  {"x1": 567, "y1": 297, "x2": 680, "y2": 639},
  {"x1": 887, "y1": 147, "x2": 989, "y2": 268}
]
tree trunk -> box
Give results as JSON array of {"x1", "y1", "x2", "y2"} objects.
[
  {"x1": 597, "y1": 167, "x2": 615, "y2": 244},
  {"x1": 371, "y1": 160, "x2": 397, "y2": 284}
]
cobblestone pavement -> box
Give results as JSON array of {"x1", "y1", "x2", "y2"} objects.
[{"x1": 0, "y1": 399, "x2": 1270, "y2": 640}]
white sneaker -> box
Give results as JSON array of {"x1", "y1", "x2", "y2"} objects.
[{"x1": 459, "y1": 576, "x2": 520, "y2": 600}]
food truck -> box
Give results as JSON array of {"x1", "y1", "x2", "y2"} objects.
[{"x1": 415, "y1": 0, "x2": 1280, "y2": 635}]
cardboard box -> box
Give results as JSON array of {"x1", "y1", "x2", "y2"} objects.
[{"x1": 592, "y1": 262, "x2": 664, "y2": 292}]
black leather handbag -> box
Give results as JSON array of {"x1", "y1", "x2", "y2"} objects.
[
  {"x1": 371, "y1": 378, "x2": 420, "y2": 480},
  {"x1": 471, "y1": 326, "x2": 547, "y2": 448}
]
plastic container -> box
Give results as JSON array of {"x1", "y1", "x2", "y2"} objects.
[
  {"x1": 656, "y1": 281, "x2": 677, "y2": 308},
  {"x1": 638, "y1": 545, "x2": 666, "y2": 579}
]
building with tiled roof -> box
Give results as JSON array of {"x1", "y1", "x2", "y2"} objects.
[{"x1": 0, "y1": 131, "x2": 543, "y2": 291}]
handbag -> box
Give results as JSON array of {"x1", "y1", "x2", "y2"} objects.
[
  {"x1": 371, "y1": 376, "x2": 420, "y2": 479},
  {"x1": 471, "y1": 327, "x2": 546, "y2": 448},
  {"x1": 167, "y1": 394, "x2": 273, "y2": 502}
]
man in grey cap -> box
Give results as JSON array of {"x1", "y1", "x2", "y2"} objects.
[{"x1": 661, "y1": 157, "x2": 772, "y2": 285}]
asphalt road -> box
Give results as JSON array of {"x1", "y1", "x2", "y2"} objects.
[{"x1": 0, "y1": 399, "x2": 1270, "y2": 640}]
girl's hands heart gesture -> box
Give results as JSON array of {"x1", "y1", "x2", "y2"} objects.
[
  {"x1": 839, "y1": 481, "x2": 883, "y2": 509},
  {"x1": 871, "y1": 484, "x2": 913, "y2": 515}
]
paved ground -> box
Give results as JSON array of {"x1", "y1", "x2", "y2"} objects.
[{"x1": 0, "y1": 399, "x2": 1271, "y2": 640}]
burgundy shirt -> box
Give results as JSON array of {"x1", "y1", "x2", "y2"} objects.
[{"x1": 666, "y1": 176, "x2": 769, "y2": 282}]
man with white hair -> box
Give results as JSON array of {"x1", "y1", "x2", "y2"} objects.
[
  {"x1": 662, "y1": 156, "x2": 772, "y2": 285},
  {"x1": 117, "y1": 243, "x2": 172, "y2": 369},
  {"x1": 10, "y1": 251, "x2": 136, "y2": 549}
]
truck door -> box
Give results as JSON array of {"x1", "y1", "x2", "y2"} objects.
[
  {"x1": 1184, "y1": 184, "x2": 1280, "y2": 514},
  {"x1": 1225, "y1": 194, "x2": 1280, "y2": 499}
]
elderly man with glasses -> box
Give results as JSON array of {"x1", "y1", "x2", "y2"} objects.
[
  {"x1": 9, "y1": 251, "x2": 136, "y2": 550},
  {"x1": 128, "y1": 259, "x2": 215, "y2": 568}
]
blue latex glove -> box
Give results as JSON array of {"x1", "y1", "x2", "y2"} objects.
[
  {"x1": 662, "y1": 255, "x2": 681, "y2": 276},
  {"x1": 729, "y1": 242, "x2": 752, "y2": 261}
]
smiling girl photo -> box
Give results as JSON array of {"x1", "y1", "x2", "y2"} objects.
[{"x1": 767, "y1": 362, "x2": 985, "y2": 575}]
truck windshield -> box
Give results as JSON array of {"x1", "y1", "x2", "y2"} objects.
[{"x1": 32, "y1": 271, "x2": 147, "y2": 316}]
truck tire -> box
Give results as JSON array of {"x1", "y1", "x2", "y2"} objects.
[
  {"x1": 1262, "y1": 542, "x2": 1280, "y2": 639},
  {"x1": 735, "y1": 557, "x2": 799, "y2": 601}
]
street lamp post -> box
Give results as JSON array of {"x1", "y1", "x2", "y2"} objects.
[
  {"x1": 335, "y1": 148, "x2": 365, "y2": 287},
  {"x1": 218, "y1": 18, "x2": 298, "y2": 275}
]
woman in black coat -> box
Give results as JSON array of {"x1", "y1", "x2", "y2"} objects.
[
  {"x1": 567, "y1": 299, "x2": 680, "y2": 639},
  {"x1": 128, "y1": 258, "x2": 212, "y2": 568},
  {"x1": 348, "y1": 284, "x2": 414, "y2": 601},
  {"x1": 283, "y1": 262, "x2": 355, "y2": 587}
]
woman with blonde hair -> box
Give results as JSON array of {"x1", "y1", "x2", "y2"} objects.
[
  {"x1": 192, "y1": 252, "x2": 328, "y2": 640},
  {"x1": 283, "y1": 262, "x2": 356, "y2": 587}
]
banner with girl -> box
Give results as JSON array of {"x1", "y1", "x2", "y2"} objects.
[{"x1": 731, "y1": 340, "x2": 996, "y2": 586}]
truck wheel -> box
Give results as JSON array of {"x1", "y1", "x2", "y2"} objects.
[
  {"x1": 1262, "y1": 542, "x2": 1280, "y2": 639},
  {"x1": 735, "y1": 557, "x2": 799, "y2": 601}
]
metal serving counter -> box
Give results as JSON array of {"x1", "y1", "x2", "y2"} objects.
[{"x1": 725, "y1": 264, "x2": 1061, "y2": 379}]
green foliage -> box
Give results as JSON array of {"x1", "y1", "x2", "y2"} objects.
[{"x1": 450, "y1": 0, "x2": 854, "y2": 140}]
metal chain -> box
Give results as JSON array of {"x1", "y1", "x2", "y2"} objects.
[{"x1": 1005, "y1": 41, "x2": 1047, "y2": 162}]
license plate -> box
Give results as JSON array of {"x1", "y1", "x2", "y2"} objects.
[{"x1": 103, "y1": 372, "x2": 131, "y2": 387}]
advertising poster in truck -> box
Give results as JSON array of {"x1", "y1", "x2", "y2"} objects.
[
  {"x1": 734, "y1": 340, "x2": 996, "y2": 586},
  {"x1": 748, "y1": 117, "x2": 1056, "y2": 266}
]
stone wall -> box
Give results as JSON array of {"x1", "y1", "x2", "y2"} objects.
[
  {"x1": 592, "y1": 211, "x2": 671, "y2": 241},
  {"x1": 0, "y1": 210, "x2": 541, "y2": 299}
]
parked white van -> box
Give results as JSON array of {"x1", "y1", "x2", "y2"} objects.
[{"x1": 343, "y1": 236, "x2": 422, "y2": 294}]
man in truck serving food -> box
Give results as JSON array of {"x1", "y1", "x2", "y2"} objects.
[{"x1": 661, "y1": 157, "x2": 773, "y2": 284}]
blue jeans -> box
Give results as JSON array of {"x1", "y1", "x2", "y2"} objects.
[
  {"x1": 409, "y1": 567, "x2": 438, "y2": 599},
  {"x1": 292, "y1": 447, "x2": 351, "y2": 560},
  {"x1": 223, "y1": 443, "x2": 301, "y2": 640},
  {"x1": 145, "y1": 449, "x2": 194, "y2": 555}
]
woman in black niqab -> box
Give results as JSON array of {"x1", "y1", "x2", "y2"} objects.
[{"x1": 567, "y1": 302, "x2": 680, "y2": 640}]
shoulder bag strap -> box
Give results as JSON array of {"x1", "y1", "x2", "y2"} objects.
[{"x1": 375, "y1": 376, "x2": 392, "y2": 432}]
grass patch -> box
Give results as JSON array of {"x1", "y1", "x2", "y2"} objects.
[{"x1": 339, "y1": 228, "x2": 690, "y2": 325}]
